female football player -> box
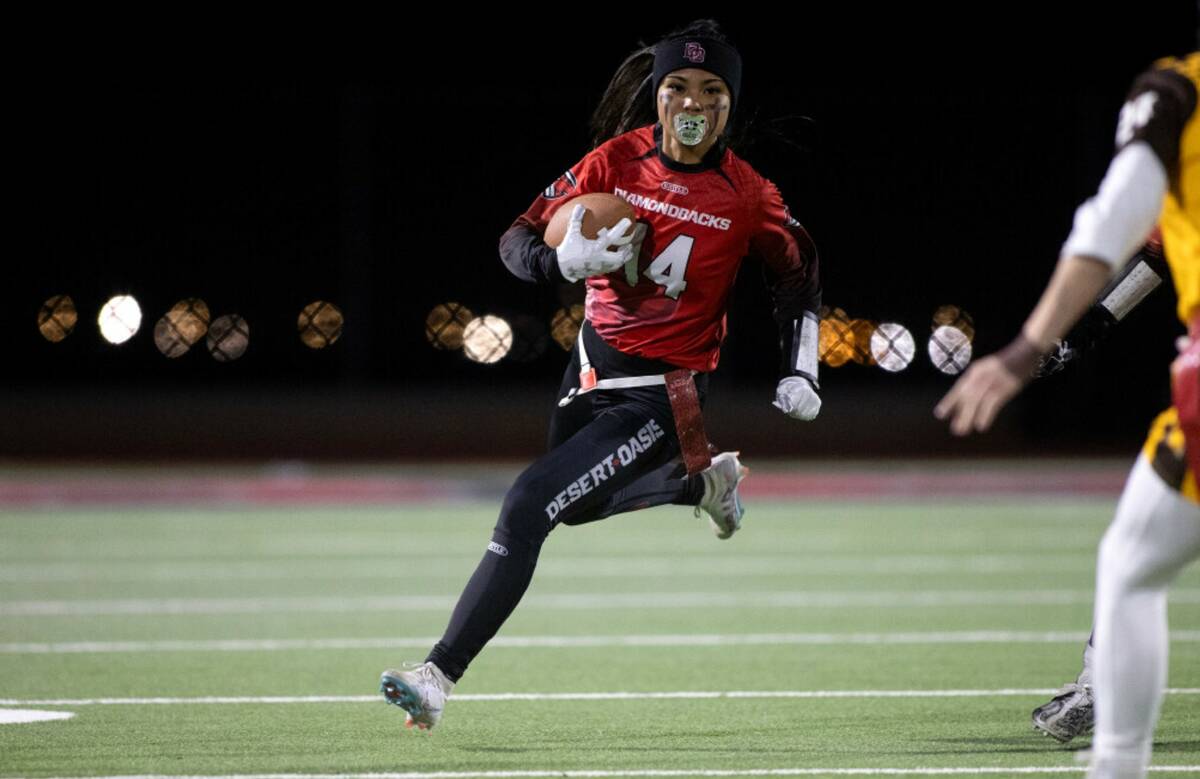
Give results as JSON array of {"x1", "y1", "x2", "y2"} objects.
[{"x1": 380, "y1": 20, "x2": 823, "y2": 730}]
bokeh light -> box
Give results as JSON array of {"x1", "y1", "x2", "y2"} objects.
[
  {"x1": 870, "y1": 323, "x2": 916, "y2": 372},
  {"x1": 298, "y1": 300, "x2": 344, "y2": 349},
  {"x1": 819, "y1": 307, "x2": 855, "y2": 367},
  {"x1": 154, "y1": 298, "x2": 210, "y2": 358},
  {"x1": 97, "y1": 295, "x2": 142, "y2": 345},
  {"x1": 550, "y1": 304, "x2": 585, "y2": 351},
  {"x1": 929, "y1": 325, "x2": 973, "y2": 375},
  {"x1": 849, "y1": 319, "x2": 877, "y2": 366},
  {"x1": 426, "y1": 302, "x2": 474, "y2": 351},
  {"x1": 207, "y1": 314, "x2": 250, "y2": 362},
  {"x1": 462, "y1": 315, "x2": 513, "y2": 364},
  {"x1": 933, "y1": 305, "x2": 975, "y2": 343},
  {"x1": 37, "y1": 295, "x2": 77, "y2": 343}
]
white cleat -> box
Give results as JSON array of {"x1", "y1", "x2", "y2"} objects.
[
  {"x1": 380, "y1": 661, "x2": 455, "y2": 731},
  {"x1": 695, "y1": 451, "x2": 749, "y2": 539}
]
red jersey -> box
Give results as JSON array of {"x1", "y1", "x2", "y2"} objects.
[{"x1": 501, "y1": 124, "x2": 819, "y2": 373}]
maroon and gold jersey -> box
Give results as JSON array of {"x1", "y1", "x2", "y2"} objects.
[
  {"x1": 500, "y1": 124, "x2": 820, "y2": 373},
  {"x1": 1118, "y1": 52, "x2": 1200, "y2": 503},
  {"x1": 1119, "y1": 52, "x2": 1199, "y2": 323}
]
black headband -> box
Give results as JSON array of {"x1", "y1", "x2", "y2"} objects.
[{"x1": 652, "y1": 36, "x2": 742, "y2": 113}]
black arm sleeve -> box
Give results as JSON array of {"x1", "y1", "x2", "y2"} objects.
[
  {"x1": 498, "y1": 220, "x2": 566, "y2": 284},
  {"x1": 760, "y1": 221, "x2": 822, "y2": 383},
  {"x1": 1036, "y1": 237, "x2": 1168, "y2": 376}
]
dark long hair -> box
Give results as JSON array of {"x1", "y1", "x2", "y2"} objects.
[{"x1": 588, "y1": 19, "x2": 734, "y2": 149}]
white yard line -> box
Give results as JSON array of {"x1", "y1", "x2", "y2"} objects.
[
  {"x1": 6, "y1": 631, "x2": 1200, "y2": 654},
  {"x1": 6, "y1": 590, "x2": 1200, "y2": 616},
  {"x1": 3, "y1": 689, "x2": 1200, "y2": 706},
  {"x1": 10, "y1": 768, "x2": 1200, "y2": 777},
  {"x1": 0, "y1": 555, "x2": 1104, "y2": 582}
]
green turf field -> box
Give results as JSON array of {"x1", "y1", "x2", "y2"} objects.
[{"x1": 1, "y1": 496, "x2": 1198, "y2": 777}]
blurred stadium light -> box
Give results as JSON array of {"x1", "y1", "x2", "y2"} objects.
[
  {"x1": 462, "y1": 315, "x2": 512, "y2": 364},
  {"x1": 97, "y1": 295, "x2": 142, "y2": 345},
  {"x1": 207, "y1": 314, "x2": 250, "y2": 362},
  {"x1": 870, "y1": 323, "x2": 915, "y2": 372},
  {"x1": 298, "y1": 301, "x2": 344, "y2": 349},
  {"x1": 550, "y1": 305, "x2": 585, "y2": 351},
  {"x1": 37, "y1": 295, "x2": 77, "y2": 343},
  {"x1": 929, "y1": 325, "x2": 973, "y2": 375},
  {"x1": 154, "y1": 298, "x2": 211, "y2": 358},
  {"x1": 426, "y1": 303, "x2": 474, "y2": 351},
  {"x1": 933, "y1": 304, "x2": 975, "y2": 343}
]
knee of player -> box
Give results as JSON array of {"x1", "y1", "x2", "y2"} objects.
[
  {"x1": 496, "y1": 474, "x2": 555, "y2": 543},
  {"x1": 1097, "y1": 529, "x2": 1132, "y2": 579},
  {"x1": 1097, "y1": 530, "x2": 1162, "y2": 591}
]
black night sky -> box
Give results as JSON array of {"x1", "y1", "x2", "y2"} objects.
[{"x1": 8, "y1": 9, "x2": 1199, "y2": 457}]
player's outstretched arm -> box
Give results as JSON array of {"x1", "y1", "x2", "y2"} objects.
[
  {"x1": 935, "y1": 255, "x2": 1113, "y2": 436},
  {"x1": 1037, "y1": 230, "x2": 1167, "y2": 377}
]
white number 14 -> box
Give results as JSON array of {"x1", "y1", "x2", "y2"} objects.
[{"x1": 624, "y1": 234, "x2": 694, "y2": 300}]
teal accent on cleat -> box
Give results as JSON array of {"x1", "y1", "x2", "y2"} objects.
[{"x1": 380, "y1": 661, "x2": 454, "y2": 730}]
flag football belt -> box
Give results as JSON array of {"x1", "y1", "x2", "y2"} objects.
[
  {"x1": 558, "y1": 327, "x2": 714, "y2": 476},
  {"x1": 1173, "y1": 312, "x2": 1200, "y2": 482}
]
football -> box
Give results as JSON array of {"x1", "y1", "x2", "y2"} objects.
[{"x1": 544, "y1": 193, "x2": 636, "y2": 249}]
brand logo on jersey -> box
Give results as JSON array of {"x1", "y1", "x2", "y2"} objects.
[
  {"x1": 543, "y1": 170, "x2": 578, "y2": 200},
  {"x1": 614, "y1": 186, "x2": 731, "y2": 231},
  {"x1": 487, "y1": 541, "x2": 509, "y2": 557},
  {"x1": 544, "y1": 419, "x2": 666, "y2": 522},
  {"x1": 1116, "y1": 91, "x2": 1159, "y2": 147},
  {"x1": 660, "y1": 181, "x2": 689, "y2": 196},
  {"x1": 684, "y1": 42, "x2": 706, "y2": 64}
]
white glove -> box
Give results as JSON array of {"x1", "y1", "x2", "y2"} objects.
[
  {"x1": 773, "y1": 376, "x2": 821, "y2": 421},
  {"x1": 555, "y1": 204, "x2": 635, "y2": 282}
]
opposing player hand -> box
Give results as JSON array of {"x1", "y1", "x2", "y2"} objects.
[
  {"x1": 773, "y1": 376, "x2": 821, "y2": 421},
  {"x1": 934, "y1": 355, "x2": 1023, "y2": 436},
  {"x1": 556, "y1": 204, "x2": 635, "y2": 282}
]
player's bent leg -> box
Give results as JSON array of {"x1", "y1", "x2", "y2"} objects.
[
  {"x1": 586, "y1": 449, "x2": 749, "y2": 539},
  {"x1": 586, "y1": 458, "x2": 695, "y2": 521},
  {"x1": 384, "y1": 401, "x2": 678, "y2": 730},
  {"x1": 1088, "y1": 456, "x2": 1200, "y2": 778}
]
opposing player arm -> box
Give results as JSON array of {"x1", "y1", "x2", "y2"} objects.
[
  {"x1": 936, "y1": 147, "x2": 1168, "y2": 435},
  {"x1": 934, "y1": 255, "x2": 1111, "y2": 437},
  {"x1": 1037, "y1": 232, "x2": 1167, "y2": 376},
  {"x1": 1036, "y1": 64, "x2": 1194, "y2": 374},
  {"x1": 935, "y1": 61, "x2": 1193, "y2": 436}
]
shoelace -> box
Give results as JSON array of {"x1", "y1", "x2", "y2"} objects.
[{"x1": 397, "y1": 662, "x2": 437, "y2": 688}]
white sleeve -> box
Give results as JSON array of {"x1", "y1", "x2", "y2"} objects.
[{"x1": 1061, "y1": 141, "x2": 1168, "y2": 268}]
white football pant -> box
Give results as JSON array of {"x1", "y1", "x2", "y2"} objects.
[{"x1": 1089, "y1": 455, "x2": 1200, "y2": 779}]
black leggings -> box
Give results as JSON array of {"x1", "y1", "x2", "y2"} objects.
[{"x1": 425, "y1": 324, "x2": 705, "y2": 680}]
